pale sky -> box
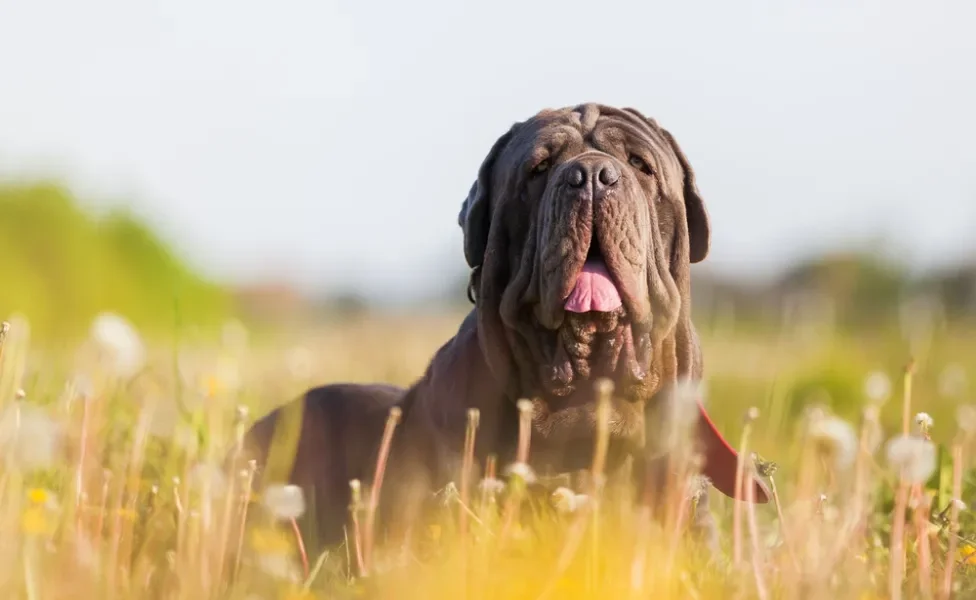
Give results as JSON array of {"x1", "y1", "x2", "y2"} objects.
[{"x1": 1, "y1": 0, "x2": 975, "y2": 301}]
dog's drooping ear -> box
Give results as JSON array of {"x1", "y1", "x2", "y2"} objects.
[
  {"x1": 622, "y1": 108, "x2": 711, "y2": 265},
  {"x1": 659, "y1": 127, "x2": 710, "y2": 264},
  {"x1": 458, "y1": 125, "x2": 519, "y2": 270}
]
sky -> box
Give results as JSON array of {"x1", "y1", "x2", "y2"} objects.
[{"x1": 1, "y1": 0, "x2": 975, "y2": 301}]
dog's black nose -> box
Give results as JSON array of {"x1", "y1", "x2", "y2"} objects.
[
  {"x1": 598, "y1": 163, "x2": 619, "y2": 188},
  {"x1": 565, "y1": 157, "x2": 619, "y2": 193},
  {"x1": 568, "y1": 165, "x2": 586, "y2": 188}
]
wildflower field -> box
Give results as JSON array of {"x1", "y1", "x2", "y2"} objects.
[{"x1": 0, "y1": 309, "x2": 974, "y2": 600}]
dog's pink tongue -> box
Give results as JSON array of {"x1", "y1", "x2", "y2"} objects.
[{"x1": 564, "y1": 260, "x2": 623, "y2": 313}]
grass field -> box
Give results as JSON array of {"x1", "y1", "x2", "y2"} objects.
[{"x1": 0, "y1": 309, "x2": 974, "y2": 599}]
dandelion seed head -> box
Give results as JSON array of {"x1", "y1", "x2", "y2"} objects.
[
  {"x1": 262, "y1": 484, "x2": 306, "y2": 521},
  {"x1": 478, "y1": 477, "x2": 505, "y2": 496},
  {"x1": 0, "y1": 403, "x2": 62, "y2": 471},
  {"x1": 957, "y1": 405, "x2": 976, "y2": 435},
  {"x1": 90, "y1": 312, "x2": 146, "y2": 379},
  {"x1": 914, "y1": 412, "x2": 934, "y2": 435},
  {"x1": 938, "y1": 363, "x2": 968, "y2": 399},
  {"x1": 504, "y1": 462, "x2": 537, "y2": 484},
  {"x1": 885, "y1": 434, "x2": 937, "y2": 484},
  {"x1": 550, "y1": 486, "x2": 589, "y2": 514},
  {"x1": 807, "y1": 415, "x2": 858, "y2": 468},
  {"x1": 864, "y1": 371, "x2": 892, "y2": 403}
]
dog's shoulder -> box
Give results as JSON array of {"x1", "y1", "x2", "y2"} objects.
[
  {"x1": 399, "y1": 309, "x2": 511, "y2": 448},
  {"x1": 407, "y1": 310, "x2": 501, "y2": 406}
]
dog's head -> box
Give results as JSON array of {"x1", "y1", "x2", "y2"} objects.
[
  {"x1": 458, "y1": 103, "x2": 767, "y2": 503},
  {"x1": 458, "y1": 104, "x2": 767, "y2": 502},
  {"x1": 460, "y1": 103, "x2": 707, "y2": 408}
]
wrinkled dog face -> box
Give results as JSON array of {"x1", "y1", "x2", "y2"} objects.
[{"x1": 460, "y1": 104, "x2": 710, "y2": 431}]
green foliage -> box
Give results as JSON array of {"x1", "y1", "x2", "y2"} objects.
[
  {"x1": 784, "y1": 362, "x2": 868, "y2": 421},
  {"x1": 0, "y1": 181, "x2": 230, "y2": 342}
]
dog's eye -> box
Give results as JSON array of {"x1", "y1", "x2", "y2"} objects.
[
  {"x1": 628, "y1": 154, "x2": 653, "y2": 175},
  {"x1": 531, "y1": 159, "x2": 550, "y2": 175}
]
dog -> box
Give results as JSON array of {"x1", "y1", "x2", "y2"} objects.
[{"x1": 239, "y1": 103, "x2": 770, "y2": 558}]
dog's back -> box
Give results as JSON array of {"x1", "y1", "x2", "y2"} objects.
[{"x1": 238, "y1": 383, "x2": 405, "y2": 548}]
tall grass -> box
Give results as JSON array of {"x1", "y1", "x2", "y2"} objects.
[{"x1": 0, "y1": 310, "x2": 974, "y2": 599}]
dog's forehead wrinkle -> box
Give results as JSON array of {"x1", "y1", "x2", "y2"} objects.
[{"x1": 576, "y1": 104, "x2": 601, "y2": 134}]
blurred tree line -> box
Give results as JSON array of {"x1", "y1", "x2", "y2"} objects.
[
  {"x1": 689, "y1": 252, "x2": 976, "y2": 336},
  {"x1": 0, "y1": 181, "x2": 230, "y2": 343}
]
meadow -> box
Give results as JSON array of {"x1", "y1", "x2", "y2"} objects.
[{"x1": 0, "y1": 306, "x2": 973, "y2": 600}]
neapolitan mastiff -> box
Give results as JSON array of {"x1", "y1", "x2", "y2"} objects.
[{"x1": 240, "y1": 103, "x2": 770, "y2": 556}]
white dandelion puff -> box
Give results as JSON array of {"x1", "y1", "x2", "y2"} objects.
[
  {"x1": 864, "y1": 371, "x2": 892, "y2": 403},
  {"x1": 91, "y1": 312, "x2": 146, "y2": 378},
  {"x1": 957, "y1": 405, "x2": 976, "y2": 435},
  {"x1": 504, "y1": 462, "x2": 537, "y2": 484},
  {"x1": 478, "y1": 477, "x2": 506, "y2": 496},
  {"x1": 262, "y1": 484, "x2": 306, "y2": 521},
  {"x1": 0, "y1": 403, "x2": 62, "y2": 470},
  {"x1": 885, "y1": 434, "x2": 937, "y2": 484},
  {"x1": 807, "y1": 415, "x2": 858, "y2": 468},
  {"x1": 938, "y1": 364, "x2": 968, "y2": 399},
  {"x1": 550, "y1": 487, "x2": 590, "y2": 514},
  {"x1": 914, "y1": 412, "x2": 934, "y2": 436}
]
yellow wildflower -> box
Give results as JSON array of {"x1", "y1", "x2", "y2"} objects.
[
  {"x1": 961, "y1": 544, "x2": 976, "y2": 565},
  {"x1": 21, "y1": 506, "x2": 55, "y2": 536},
  {"x1": 205, "y1": 375, "x2": 222, "y2": 397},
  {"x1": 27, "y1": 488, "x2": 50, "y2": 505}
]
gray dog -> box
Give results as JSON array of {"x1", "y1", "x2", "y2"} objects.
[{"x1": 240, "y1": 103, "x2": 770, "y2": 556}]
